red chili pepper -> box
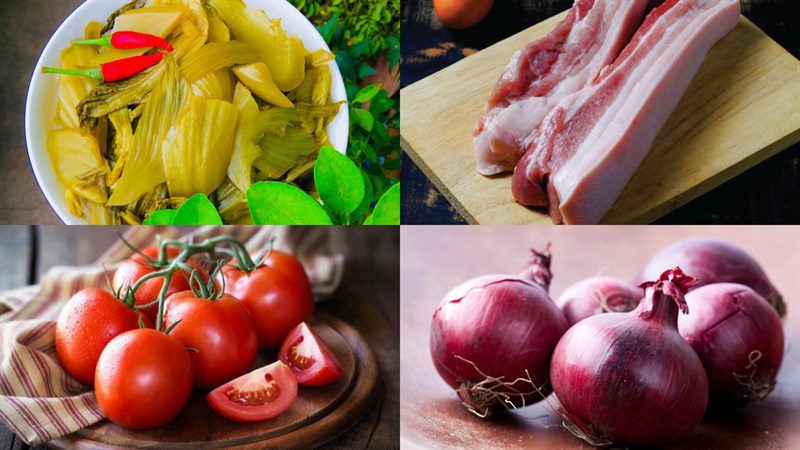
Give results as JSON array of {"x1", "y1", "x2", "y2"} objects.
[
  {"x1": 73, "y1": 31, "x2": 174, "y2": 52},
  {"x1": 42, "y1": 52, "x2": 164, "y2": 82}
]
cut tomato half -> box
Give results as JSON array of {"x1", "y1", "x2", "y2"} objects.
[
  {"x1": 207, "y1": 361, "x2": 297, "y2": 422},
  {"x1": 278, "y1": 322, "x2": 343, "y2": 387}
]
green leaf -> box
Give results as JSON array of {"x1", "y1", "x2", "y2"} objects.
[
  {"x1": 314, "y1": 147, "x2": 365, "y2": 218},
  {"x1": 369, "y1": 89, "x2": 395, "y2": 115},
  {"x1": 317, "y1": 13, "x2": 339, "y2": 44},
  {"x1": 322, "y1": 204, "x2": 344, "y2": 225},
  {"x1": 171, "y1": 194, "x2": 223, "y2": 225},
  {"x1": 382, "y1": 157, "x2": 400, "y2": 171},
  {"x1": 335, "y1": 50, "x2": 357, "y2": 81},
  {"x1": 356, "y1": 63, "x2": 377, "y2": 79},
  {"x1": 368, "y1": 182, "x2": 400, "y2": 225},
  {"x1": 386, "y1": 35, "x2": 400, "y2": 69},
  {"x1": 362, "y1": 143, "x2": 379, "y2": 162},
  {"x1": 351, "y1": 170, "x2": 374, "y2": 223},
  {"x1": 142, "y1": 209, "x2": 176, "y2": 225},
  {"x1": 350, "y1": 107, "x2": 374, "y2": 132},
  {"x1": 355, "y1": 84, "x2": 382, "y2": 103},
  {"x1": 370, "y1": 121, "x2": 390, "y2": 147},
  {"x1": 344, "y1": 80, "x2": 361, "y2": 102},
  {"x1": 349, "y1": 139, "x2": 376, "y2": 162},
  {"x1": 247, "y1": 181, "x2": 332, "y2": 225},
  {"x1": 349, "y1": 39, "x2": 371, "y2": 58}
]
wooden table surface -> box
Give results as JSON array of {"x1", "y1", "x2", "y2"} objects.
[
  {"x1": 399, "y1": 0, "x2": 800, "y2": 225},
  {"x1": 0, "y1": 226, "x2": 399, "y2": 449},
  {"x1": 400, "y1": 226, "x2": 800, "y2": 448}
]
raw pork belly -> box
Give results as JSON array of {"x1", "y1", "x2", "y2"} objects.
[
  {"x1": 472, "y1": 0, "x2": 648, "y2": 176},
  {"x1": 512, "y1": 0, "x2": 740, "y2": 224}
]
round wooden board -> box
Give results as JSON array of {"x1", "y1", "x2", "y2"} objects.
[{"x1": 48, "y1": 312, "x2": 380, "y2": 449}]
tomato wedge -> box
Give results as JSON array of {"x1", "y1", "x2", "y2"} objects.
[
  {"x1": 279, "y1": 322, "x2": 343, "y2": 387},
  {"x1": 207, "y1": 361, "x2": 297, "y2": 422}
]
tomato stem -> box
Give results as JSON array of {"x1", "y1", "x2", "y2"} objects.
[{"x1": 123, "y1": 235, "x2": 270, "y2": 332}]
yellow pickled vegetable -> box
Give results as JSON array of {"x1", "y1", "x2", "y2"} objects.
[
  {"x1": 93, "y1": 6, "x2": 187, "y2": 65},
  {"x1": 88, "y1": 202, "x2": 122, "y2": 224},
  {"x1": 56, "y1": 73, "x2": 97, "y2": 128},
  {"x1": 254, "y1": 127, "x2": 316, "y2": 179},
  {"x1": 216, "y1": 178, "x2": 249, "y2": 223},
  {"x1": 66, "y1": 191, "x2": 121, "y2": 224},
  {"x1": 285, "y1": 158, "x2": 317, "y2": 183},
  {"x1": 85, "y1": 22, "x2": 103, "y2": 39},
  {"x1": 179, "y1": 40, "x2": 259, "y2": 83},
  {"x1": 112, "y1": 5, "x2": 186, "y2": 35},
  {"x1": 232, "y1": 62, "x2": 292, "y2": 108},
  {"x1": 305, "y1": 49, "x2": 334, "y2": 67},
  {"x1": 309, "y1": 66, "x2": 331, "y2": 106},
  {"x1": 108, "y1": 109, "x2": 133, "y2": 159},
  {"x1": 232, "y1": 82, "x2": 259, "y2": 124},
  {"x1": 209, "y1": 0, "x2": 305, "y2": 91},
  {"x1": 147, "y1": 0, "x2": 208, "y2": 56},
  {"x1": 61, "y1": 22, "x2": 103, "y2": 68},
  {"x1": 79, "y1": 57, "x2": 166, "y2": 127},
  {"x1": 207, "y1": 9, "x2": 231, "y2": 42},
  {"x1": 292, "y1": 66, "x2": 331, "y2": 106},
  {"x1": 191, "y1": 68, "x2": 234, "y2": 101},
  {"x1": 47, "y1": 129, "x2": 108, "y2": 203},
  {"x1": 65, "y1": 189, "x2": 85, "y2": 218},
  {"x1": 95, "y1": 116, "x2": 108, "y2": 156},
  {"x1": 227, "y1": 83, "x2": 261, "y2": 192},
  {"x1": 169, "y1": 16, "x2": 201, "y2": 60},
  {"x1": 107, "y1": 109, "x2": 134, "y2": 184},
  {"x1": 107, "y1": 55, "x2": 185, "y2": 206},
  {"x1": 162, "y1": 96, "x2": 237, "y2": 197}
]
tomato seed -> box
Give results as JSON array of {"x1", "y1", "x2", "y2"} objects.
[
  {"x1": 225, "y1": 376, "x2": 280, "y2": 406},
  {"x1": 289, "y1": 346, "x2": 316, "y2": 369}
]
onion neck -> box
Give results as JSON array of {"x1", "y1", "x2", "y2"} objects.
[
  {"x1": 637, "y1": 288, "x2": 680, "y2": 327},
  {"x1": 518, "y1": 245, "x2": 553, "y2": 291},
  {"x1": 636, "y1": 267, "x2": 699, "y2": 327}
]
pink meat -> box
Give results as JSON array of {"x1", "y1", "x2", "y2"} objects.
[
  {"x1": 473, "y1": 0, "x2": 648, "y2": 176},
  {"x1": 512, "y1": 0, "x2": 741, "y2": 224}
]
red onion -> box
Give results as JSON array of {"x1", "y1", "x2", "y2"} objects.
[
  {"x1": 556, "y1": 276, "x2": 641, "y2": 326},
  {"x1": 430, "y1": 246, "x2": 568, "y2": 417},
  {"x1": 638, "y1": 237, "x2": 785, "y2": 317},
  {"x1": 551, "y1": 268, "x2": 708, "y2": 447},
  {"x1": 678, "y1": 283, "x2": 784, "y2": 405}
]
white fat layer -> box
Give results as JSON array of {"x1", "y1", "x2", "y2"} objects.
[
  {"x1": 475, "y1": 0, "x2": 648, "y2": 173},
  {"x1": 552, "y1": 0, "x2": 739, "y2": 211}
]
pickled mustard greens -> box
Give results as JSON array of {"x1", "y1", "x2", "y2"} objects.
[
  {"x1": 46, "y1": 0, "x2": 342, "y2": 224},
  {"x1": 162, "y1": 95, "x2": 237, "y2": 197}
]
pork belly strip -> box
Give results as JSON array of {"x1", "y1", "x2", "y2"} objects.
[
  {"x1": 512, "y1": 0, "x2": 741, "y2": 224},
  {"x1": 472, "y1": 0, "x2": 648, "y2": 176}
]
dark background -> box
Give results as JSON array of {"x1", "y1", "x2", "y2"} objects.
[
  {"x1": 0, "y1": 227, "x2": 399, "y2": 449},
  {"x1": 400, "y1": 0, "x2": 800, "y2": 224}
]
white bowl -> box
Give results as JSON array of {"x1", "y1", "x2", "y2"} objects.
[{"x1": 25, "y1": 0, "x2": 349, "y2": 225}]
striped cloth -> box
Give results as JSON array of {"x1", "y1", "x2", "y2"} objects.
[{"x1": 0, "y1": 226, "x2": 344, "y2": 445}]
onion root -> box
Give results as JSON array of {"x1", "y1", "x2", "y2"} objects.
[{"x1": 454, "y1": 355, "x2": 549, "y2": 418}]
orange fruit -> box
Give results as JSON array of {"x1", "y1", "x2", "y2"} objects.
[{"x1": 434, "y1": 0, "x2": 495, "y2": 30}]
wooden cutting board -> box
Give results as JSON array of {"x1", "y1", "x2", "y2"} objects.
[
  {"x1": 47, "y1": 312, "x2": 380, "y2": 449},
  {"x1": 400, "y1": 12, "x2": 800, "y2": 224}
]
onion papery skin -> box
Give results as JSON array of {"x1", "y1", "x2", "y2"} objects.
[
  {"x1": 638, "y1": 237, "x2": 785, "y2": 317},
  {"x1": 556, "y1": 276, "x2": 641, "y2": 326},
  {"x1": 678, "y1": 283, "x2": 784, "y2": 406},
  {"x1": 551, "y1": 269, "x2": 708, "y2": 447},
  {"x1": 430, "y1": 249, "x2": 568, "y2": 417}
]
